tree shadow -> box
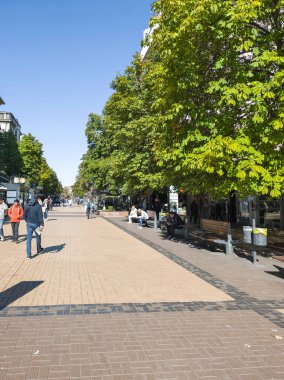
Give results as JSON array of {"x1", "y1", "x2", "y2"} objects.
[
  {"x1": 0, "y1": 281, "x2": 44, "y2": 310},
  {"x1": 265, "y1": 265, "x2": 284, "y2": 280}
]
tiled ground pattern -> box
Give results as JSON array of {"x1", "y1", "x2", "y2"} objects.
[
  {"x1": 0, "y1": 311, "x2": 284, "y2": 380},
  {"x1": 0, "y1": 208, "x2": 283, "y2": 379}
]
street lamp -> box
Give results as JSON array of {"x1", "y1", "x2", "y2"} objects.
[{"x1": 12, "y1": 176, "x2": 26, "y2": 184}]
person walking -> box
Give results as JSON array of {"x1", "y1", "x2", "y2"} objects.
[
  {"x1": 24, "y1": 198, "x2": 44, "y2": 259},
  {"x1": 8, "y1": 199, "x2": 24, "y2": 242},
  {"x1": 43, "y1": 197, "x2": 49, "y2": 220},
  {"x1": 153, "y1": 198, "x2": 161, "y2": 221},
  {"x1": 0, "y1": 198, "x2": 8, "y2": 241}
]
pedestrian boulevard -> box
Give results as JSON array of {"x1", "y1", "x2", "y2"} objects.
[
  {"x1": 0, "y1": 208, "x2": 232, "y2": 307},
  {"x1": 0, "y1": 207, "x2": 283, "y2": 379}
]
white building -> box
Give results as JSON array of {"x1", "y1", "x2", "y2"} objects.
[
  {"x1": 140, "y1": 23, "x2": 159, "y2": 61},
  {"x1": 0, "y1": 111, "x2": 22, "y2": 141}
]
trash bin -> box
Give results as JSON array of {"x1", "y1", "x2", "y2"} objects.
[
  {"x1": 253, "y1": 228, "x2": 267, "y2": 246},
  {"x1": 243, "y1": 226, "x2": 252, "y2": 243}
]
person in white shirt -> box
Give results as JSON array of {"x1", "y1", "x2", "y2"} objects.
[
  {"x1": 137, "y1": 209, "x2": 149, "y2": 229},
  {"x1": 128, "y1": 205, "x2": 137, "y2": 223},
  {"x1": 0, "y1": 198, "x2": 8, "y2": 241}
]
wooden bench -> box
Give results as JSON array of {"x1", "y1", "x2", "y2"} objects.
[
  {"x1": 159, "y1": 214, "x2": 187, "y2": 238},
  {"x1": 201, "y1": 219, "x2": 229, "y2": 237},
  {"x1": 187, "y1": 219, "x2": 229, "y2": 252}
]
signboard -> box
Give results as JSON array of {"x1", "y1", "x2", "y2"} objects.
[
  {"x1": 169, "y1": 186, "x2": 179, "y2": 212},
  {"x1": 6, "y1": 190, "x2": 18, "y2": 205}
]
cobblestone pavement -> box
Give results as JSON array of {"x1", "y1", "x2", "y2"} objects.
[{"x1": 0, "y1": 207, "x2": 283, "y2": 379}]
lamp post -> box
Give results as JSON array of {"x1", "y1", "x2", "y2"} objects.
[
  {"x1": 12, "y1": 176, "x2": 26, "y2": 205},
  {"x1": 12, "y1": 176, "x2": 26, "y2": 185}
]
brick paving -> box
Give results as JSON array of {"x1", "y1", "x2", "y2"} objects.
[{"x1": 0, "y1": 207, "x2": 283, "y2": 379}]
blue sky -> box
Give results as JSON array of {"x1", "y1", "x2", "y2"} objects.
[{"x1": 1, "y1": 0, "x2": 153, "y2": 186}]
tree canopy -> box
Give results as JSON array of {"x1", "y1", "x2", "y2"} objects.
[
  {"x1": 75, "y1": 0, "x2": 284, "y2": 200},
  {"x1": 18, "y1": 133, "x2": 62, "y2": 196},
  {"x1": 149, "y1": 0, "x2": 284, "y2": 198},
  {"x1": 0, "y1": 131, "x2": 23, "y2": 177}
]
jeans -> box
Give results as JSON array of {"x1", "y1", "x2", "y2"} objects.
[
  {"x1": 26, "y1": 223, "x2": 42, "y2": 257},
  {"x1": 0, "y1": 219, "x2": 4, "y2": 238},
  {"x1": 137, "y1": 217, "x2": 146, "y2": 227},
  {"x1": 11, "y1": 222, "x2": 19, "y2": 241}
]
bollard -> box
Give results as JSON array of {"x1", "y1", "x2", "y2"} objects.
[
  {"x1": 226, "y1": 222, "x2": 234, "y2": 255},
  {"x1": 154, "y1": 212, "x2": 158, "y2": 229},
  {"x1": 252, "y1": 250, "x2": 257, "y2": 264},
  {"x1": 226, "y1": 235, "x2": 234, "y2": 255},
  {"x1": 184, "y1": 217, "x2": 189, "y2": 240}
]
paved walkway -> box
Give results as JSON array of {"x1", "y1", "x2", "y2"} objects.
[{"x1": 0, "y1": 207, "x2": 283, "y2": 379}]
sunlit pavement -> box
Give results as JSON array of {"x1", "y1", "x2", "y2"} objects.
[{"x1": 0, "y1": 207, "x2": 283, "y2": 379}]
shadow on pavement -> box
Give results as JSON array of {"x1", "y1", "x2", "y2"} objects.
[
  {"x1": 0, "y1": 281, "x2": 44, "y2": 310},
  {"x1": 44, "y1": 243, "x2": 66, "y2": 253},
  {"x1": 265, "y1": 265, "x2": 284, "y2": 280}
]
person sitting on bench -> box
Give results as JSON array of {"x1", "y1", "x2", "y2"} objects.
[
  {"x1": 128, "y1": 205, "x2": 137, "y2": 223},
  {"x1": 167, "y1": 211, "x2": 184, "y2": 239},
  {"x1": 137, "y1": 209, "x2": 149, "y2": 229}
]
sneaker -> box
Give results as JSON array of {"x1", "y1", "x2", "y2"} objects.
[
  {"x1": 0, "y1": 237, "x2": 4, "y2": 241},
  {"x1": 37, "y1": 248, "x2": 44, "y2": 254},
  {"x1": 27, "y1": 256, "x2": 31, "y2": 259}
]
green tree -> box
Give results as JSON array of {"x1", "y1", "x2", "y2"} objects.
[
  {"x1": 148, "y1": 0, "x2": 284, "y2": 198},
  {"x1": 0, "y1": 131, "x2": 23, "y2": 177},
  {"x1": 38, "y1": 158, "x2": 63, "y2": 196},
  {"x1": 18, "y1": 133, "x2": 62, "y2": 195},
  {"x1": 74, "y1": 57, "x2": 167, "y2": 197},
  {"x1": 18, "y1": 133, "x2": 43, "y2": 187}
]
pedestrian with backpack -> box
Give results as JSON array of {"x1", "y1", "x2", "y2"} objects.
[{"x1": 8, "y1": 199, "x2": 24, "y2": 242}]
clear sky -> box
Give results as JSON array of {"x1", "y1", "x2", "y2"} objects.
[{"x1": 1, "y1": 0, "x2": 153, "y2": 186}]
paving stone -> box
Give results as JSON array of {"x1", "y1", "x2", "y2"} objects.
[{"x1": 0, "y1": 208, "x2": 283, "y2": 378}]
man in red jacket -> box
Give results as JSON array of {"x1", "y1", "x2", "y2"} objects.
[{"x1": 8, "y1": 199, "x2": 24, "y2": 242}]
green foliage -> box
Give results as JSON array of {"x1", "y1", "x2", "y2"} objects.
[
  {"x1": 38, "y1": 158, "x2": 63, "y2": 196},
  {"x1": 0, "y1": 132, "x2": 23, "y2": 177},
  {"x1": 74, "y1": 57, "x2": 167, "y2": 196},
  {"x1": 18, "y1": 133, "x2": 62, "y2": 195},
  {"x1": 18, "y1": 133, "x2": 43, "y2": 187},
  {"x1": 75, "y1": 0, "x2": 284, "y2": 199},
  {"x1": 149, "y1": 0, "x2": 284, "y2": 198}
]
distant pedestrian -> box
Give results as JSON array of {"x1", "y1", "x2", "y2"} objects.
[
  {"x1": 8, "y1": 199, "x2": 24, "y2": 242},
  {"x1": 0, "y1": 198, "x2": 8, "y2": 241},
  {"x1": 215, "y1": 202, "x2": 223, "y2": 220},
  {"x1": 24, "y1": 198, "x2": 44, "y2": 259},
  {"x1": 153, "y1": 198, "x2": 161, "y2": 221},
  {"x1": 189, "y1": 198, "x2": 198, "y2": 223},
  {"x1": 43, "y1": 197, "x2": 49, "y2": 220},
  {"x1": 49, "y1": 197, "x2": 53, "y2": 211}
]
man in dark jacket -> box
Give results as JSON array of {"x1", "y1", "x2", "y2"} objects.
[{"x1": 24, "y1": 198, "x2": 44, "y2": 259}]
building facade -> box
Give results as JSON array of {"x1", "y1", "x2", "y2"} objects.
[{"x1": 0, "y1": 111, "x2": 21, "y2": 141}]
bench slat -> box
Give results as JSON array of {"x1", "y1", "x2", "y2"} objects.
[{"x1": 201, "y1": 219, "x2": 228, "y2": 236}]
